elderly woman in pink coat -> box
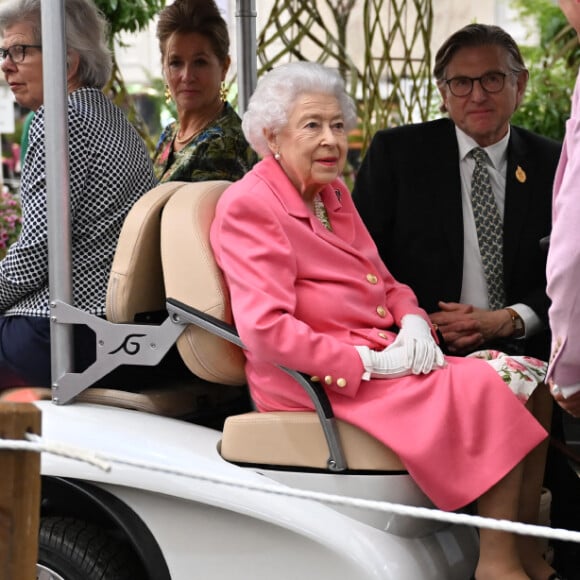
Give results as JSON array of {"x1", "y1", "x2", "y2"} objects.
[
  {"x1": 547, "y1": 0, "x2": 580, "y2": 421},
  {"x1": 210, "y1": 61, "x2": 559, "y2": 580}
]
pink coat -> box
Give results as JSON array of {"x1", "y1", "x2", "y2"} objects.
[
  {"x1": 211, "y1": 157, "x2": 546, "y2": 510},
  {"x1": 547, "y1": 68, "x2": 580, "y2": 387}
]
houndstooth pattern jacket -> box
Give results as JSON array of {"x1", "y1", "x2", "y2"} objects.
[{"x1": 0, "y1": 87, "x2": 157, "y2": 317}]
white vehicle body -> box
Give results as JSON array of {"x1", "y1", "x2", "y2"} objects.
[{"x1": 38, "y1": 400, "x2": 478, "y2": 579}]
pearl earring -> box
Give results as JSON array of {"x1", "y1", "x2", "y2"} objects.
[{"x1": 274, "y1": 152, "x2": 281, "y2": 160}]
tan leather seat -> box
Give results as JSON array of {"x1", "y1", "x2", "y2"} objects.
[
  {"x1": 101, "y1": 180, "x2": 244, "y2": 416},
  {"x1": 159, "y1": 182, "x2": 406, "y2": 472},
  {"x1": 220, "y1": 411, "x2": 405, "y2": 470},
  {"x1": 160, "y1": 181, "x2": 246, "y2": 386},
  {"x1": 107, "y1": 180, "x2": 188, "y2": 323},
  {"x1": 0, "y1": 386, "x2": 204, "y2": 417}
]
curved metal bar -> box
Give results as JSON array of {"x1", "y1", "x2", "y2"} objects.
[{"x1": 166, "y1": 297, "x2": 347, "y2": 471}]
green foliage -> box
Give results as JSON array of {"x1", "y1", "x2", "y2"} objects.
[
  {"x1": 92, "y1": 0, "x2": 167, "y2": 152},
  {"x1": 94, "y1": 0, "x2": 165, "y2": 35},
  {"x1": 512, "y1": 0, "x2": 565, "y2": 43},
  {"x1": 510, "y1": 0, "x2": 579, "y2": 141},
  {"x1": 512, "y1": 56, "x2": 574, "y2": 142}
]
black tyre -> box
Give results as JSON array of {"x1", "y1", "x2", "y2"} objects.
[{"x1": 37, "y1": 516, "x2": 144, "y2": 580}]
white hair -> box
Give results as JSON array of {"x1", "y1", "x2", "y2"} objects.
[{"x1": 242, "y1": 61, "x2": 358, "y2": 157}]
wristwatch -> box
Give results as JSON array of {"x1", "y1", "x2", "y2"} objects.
[{"x1": 505, "y1": 307, "x2": 525, "y2": 338}]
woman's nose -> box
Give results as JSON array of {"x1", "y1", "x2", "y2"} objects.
[
  {"x1": 321, "y1": 124, "x2": 337, "y2": 143},
  {"x1": 181, "y1": 64, "x2": 196, "y2": 81}
]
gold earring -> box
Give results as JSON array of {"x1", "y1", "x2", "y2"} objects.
[
  {"x1": 164, "y1": 85, "x2": 172, "y2": 104},
  {"x1": 220, "y1": 81, "x2": 228, "y2": 102}
]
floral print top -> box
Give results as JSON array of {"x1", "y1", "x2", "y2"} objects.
[{"x1": 153, "y1": 102, "x2": 258, "y2": 183}]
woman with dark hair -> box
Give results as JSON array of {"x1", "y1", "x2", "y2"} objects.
[{"x1": 153, "y1": 0, "x2": 258, "y2": 183}]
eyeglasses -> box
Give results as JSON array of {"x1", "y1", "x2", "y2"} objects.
[
  {"x1": 444, "y1": 72, "x2": 511, "y2": 97},
  {"x1": 0, "y1": 44, "x2": 42, "y2": 65}
]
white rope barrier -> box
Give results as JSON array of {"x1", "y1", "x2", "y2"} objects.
[
  {"x1": 2, "y1": 434, "x2": 580, "y2": 544},
  {"x1": 5, "y1": 434, "x2": 111, "y2": 471}
]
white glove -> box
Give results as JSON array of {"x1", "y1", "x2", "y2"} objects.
[
  {"x1": 387, "y1": 314, "x2": 445, "y2": 374},
  {"x1": 355, "y1": 345, "x2": 412, "y2": 379}
]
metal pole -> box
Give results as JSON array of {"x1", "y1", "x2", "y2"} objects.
[
  {"x1": 236, "y1": 0, "x2": 257, "y2": 114},
  {"x1": 41, "y1": 0, "x2": 73, "y2": 394}
]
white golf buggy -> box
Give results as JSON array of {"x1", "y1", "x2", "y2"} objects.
[
  {"x1": 22, "y1": 179, "x2": 480, "y2": 580},
  {"x1": 7, "y1": 4, "x2": 481, "y2": 577}
]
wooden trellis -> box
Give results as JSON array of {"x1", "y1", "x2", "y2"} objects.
[{"x1": 255, "y1": 0, "x2": 433, "y2": 157}]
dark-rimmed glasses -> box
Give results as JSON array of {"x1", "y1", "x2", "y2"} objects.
[
  {"x1": 444, "y1": 72, "x2": 510, "y2": 97},
  {"x1": 0, "y1": 44, "x2": 42, "y2": 65}
]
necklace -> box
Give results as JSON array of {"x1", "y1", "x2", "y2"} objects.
[
  {"x1": 175, "y1": 124, "x2": 207, "y2": 145},
  {"x1": 314, "y1": 194, "x2": 332, "y2": 231},
  {"x1": 174, "y1": 103, "x2": 224, "y2": 146}
]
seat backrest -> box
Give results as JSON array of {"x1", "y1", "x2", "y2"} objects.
[
  {"x1": 106, "y1": 181, "x2": 189, "y2": 323},
  {"x1": 160, "y1": 181, "x2": 246, "y2": 386}
]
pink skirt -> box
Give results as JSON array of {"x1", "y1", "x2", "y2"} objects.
[{"x1": 257, "y1": 354, "x2": 548, "y2": 511}]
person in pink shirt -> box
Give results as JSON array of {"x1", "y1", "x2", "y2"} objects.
[
  {"x1": 211, "y1": 61, "x2": 562, "y2": 580},
  {"x1": 547, "y1": 0, "x2": 580, "y2": 420}
]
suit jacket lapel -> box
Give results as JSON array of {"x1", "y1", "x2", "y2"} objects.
[
  {"x1": 254, "y1": 157, "x2": 358, "y2": 253},
  {"x1": 320, "y1": 183, "x2": 356, "y2": 246},
  {"x1": 503, "y1": 127, "x2": 531, "y2": 286}
]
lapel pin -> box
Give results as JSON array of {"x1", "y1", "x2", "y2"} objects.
[{"x1": 515, "y1": 165, "x2": 527, "y2": 183}]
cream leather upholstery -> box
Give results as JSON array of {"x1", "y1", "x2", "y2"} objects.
[
  {"x1": 157, "y1": 181, "x2": 406, "y2": 472},
  {"x1": 160, "y1": 182, "x2": 246, "y2": 385},
  {"x1": 106, "y1": 181, "x2": 188, "y2": 323},
  {"x1": 102, "y1": 180, "x2": 244, "y2": 416},
  {"x1": 1, "y1": 386, "x2": 206, "y2": 417},
  {"x1": 221, "y1": 411, "x2": 405, "y2": 470}
]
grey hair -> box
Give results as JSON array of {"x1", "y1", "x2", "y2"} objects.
[
  {"x1": 0, "y1": 0, "x2": 112, "y2": 89},
  {"x1": 434, "y1": 23, "x2": 527, "y2": 83},
  {"x1": 242, "y1": 61, "x2": 358, "y2": 157}
]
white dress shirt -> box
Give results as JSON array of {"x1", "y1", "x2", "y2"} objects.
[{"x1": 455, "y1": 126, "x2": 541, "y2": 338}]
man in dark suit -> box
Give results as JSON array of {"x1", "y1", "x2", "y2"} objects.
[
  {"x1": 353, "y1": 23, "x2": 579, "y2": 578},
  {"x1": 354, "y1": 25, "x2": 559, "y2": 360}
]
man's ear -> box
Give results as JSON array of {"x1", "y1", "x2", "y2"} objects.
[
  {"x1": 514, "y1": 69, "x2": 529, "y2": 111},
  {"x1": 436, "y1": 82, "x2": 448, "y2": 114}
]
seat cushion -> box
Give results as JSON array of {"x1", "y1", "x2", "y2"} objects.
[
  {"x1": 107, "y1": 181, "x2": 188, "y2": 323},
  {"x1": 161, "y1": 182, "x2": 246, "y2": 386},
  {"x1": 221, "y1": 411, "x2": 406, "y2": 471},
  {"x1": 0, "y1": 383, "x2": 232, "y2": 417}
]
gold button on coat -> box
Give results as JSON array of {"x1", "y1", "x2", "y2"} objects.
[
  {"x1": 310, "y1": 376, "x2": 320, "y2": 382},
  {"x1": 324, "y1": 375, "x2": 333, "y2": 385},
  {"x1": 336, "y1": 378, "x2": 347, "y2": 388},
  {"x1": 366, "y1": 273, "x2": 378, "y2": 284},
  {"x1": 378, "y1": 332, "x2": 387, "y2": 339},
  {"x1": 376, "y1": 306, "x2": 386, "y2": 317}
]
